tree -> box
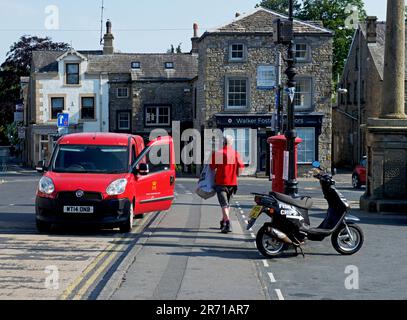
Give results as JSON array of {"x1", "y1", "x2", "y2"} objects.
[
  {"x1": 256, "y1": 0, "x2": 302, "y2": 16},
  {"x1": 167, "y1": 43, "x2": 183, "y2": 54},
  {"x1": 257, "y1": 0, "x2": 366, "y2": 81},
  {"x1": 0, "y1": 36, "x2": 69, "y2": 144}
]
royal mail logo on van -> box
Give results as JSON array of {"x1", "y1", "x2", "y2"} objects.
[
  {"x1": 75, "y1": 190, "x2": 85, "y2": 198},
  {"x1": 152, "y1": 181, "x2": 158, "y2": 191}
]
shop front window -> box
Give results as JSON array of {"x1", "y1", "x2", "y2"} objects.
[
  {"x1": 224, "y1": 128, "x2": 253, "y2": 165},
  {"x1": 297, "y1": 127, "x2": 316, "y2": 164}
]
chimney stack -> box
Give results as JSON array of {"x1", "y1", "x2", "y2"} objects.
[
  {"x1": 366, "y1": 16, "x2": 378, "y2": 44},
  {"x1": 103, "y1": 19, "x2": 114, "y2": 55},
  {"x1": 191, "y1": 23, "x2": 199, "y2": 54},
  {"x1": 235, "y1": 12, "x2": 241, "y2": 18}
]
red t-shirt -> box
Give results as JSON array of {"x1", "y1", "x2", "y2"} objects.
[{"x1": 210, "y1": 146, "x2": 245, "y2": 186}]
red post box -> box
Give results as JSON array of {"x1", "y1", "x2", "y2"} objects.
[{"x1": 268, "y1": 135, "x2": 302, "y2": 194}]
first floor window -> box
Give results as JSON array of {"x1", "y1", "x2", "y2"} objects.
[
  {"x1": 224, "y1": 128, "x2": 252, "y2": 165},
  {"x1": 145, "y1": 105, "x2": 171, "y2": 126},
  {"x1": 118, "y1": 111, "x2": 131, "y2": 131},
  {"x1": 297, "y1": 127, "x2": 316, "y2": 164},
  {"x1": 51, "y1": 97, "x2": 64, "y2": 120},
  {"x1": 227, "y1": 78, "x2": 248, "y2": 109},
  {"x1": 117, "y1": 87, "x2": 129, "y2": 98},
  {"x1": 295, "y1": 43, "x2": 310, "y2": 61},
  {"x1": 81, "y1": 97, "x2": 95, "y2": 120},
  {"x1": 295, "y1": 78, "x2": 312, "y2": 110},
  {"x1": 230, "y1": 43, "x2": 245, "y2": 61},
  {"x1": 66, "y1": 63, "x2": 80, "y2": 85}
]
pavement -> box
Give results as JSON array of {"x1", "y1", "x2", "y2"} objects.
[{"x1": 0, "y1": 168, "x2": 406, "y2": 300}]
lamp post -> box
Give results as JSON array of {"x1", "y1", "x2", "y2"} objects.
[{"x1": 284, "y1": 0, "x2": 298, "y2": 196}]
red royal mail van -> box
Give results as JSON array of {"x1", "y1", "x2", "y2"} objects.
[{"x1": 35, "y1": 133, "x2": 175, "y2": 233}]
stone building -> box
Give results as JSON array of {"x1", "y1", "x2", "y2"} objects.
[
  {"x1": 333, "y1": 17, "x2": 407, "y2": 168},
  {"x1": 194, "y1": 8, "x2": 334, "y2": 175},
  {"x1": 24, "y1": 21, "x2": 197, "y2": 166}
]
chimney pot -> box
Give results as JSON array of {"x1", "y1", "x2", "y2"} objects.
[
  {"x1": 235, "y1": 12, "x2": 241, "y2": 18},
  {"x1": 366, "y1": 16, "x2": 378, "y2": 44},
  {"x1": 193, "y1": 23, "x2": 199, "y2": 38}
]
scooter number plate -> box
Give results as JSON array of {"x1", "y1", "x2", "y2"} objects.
[{"x1": 249, "y1": 206, "x2": 263, "y2": 219}]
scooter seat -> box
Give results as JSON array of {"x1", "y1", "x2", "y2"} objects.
[{"x1": 272, "y1": 192, "x2": 313, "y2": 210}]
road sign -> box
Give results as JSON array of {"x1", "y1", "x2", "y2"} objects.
[{"x1": 57, "y1": 113, "x2": 69, "y2": 128}]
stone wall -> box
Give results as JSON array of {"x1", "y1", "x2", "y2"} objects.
[
  {"x1": 109, "y1": 74, "x2": 193, "y2": 138},
  {"x1": 197, "y1": 33, "x2": 333, "y2": 171}
]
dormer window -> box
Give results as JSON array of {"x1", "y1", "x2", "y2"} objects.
[
  {"x1": 66, "y1": 63, "x2": 80, "y2": 85},
  {"x1": 131, "y1": 61, "x2": 141, "y2": 69},
  {"x1": 165, "y1": 62, "x2": 174, "y2": 69}
]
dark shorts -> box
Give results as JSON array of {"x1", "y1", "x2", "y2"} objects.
[{"x1": 215, "y1": 186, "x2": 237, "y2": 209}]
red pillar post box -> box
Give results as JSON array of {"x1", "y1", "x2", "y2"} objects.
[{"x1": 268, "y1": 135, "x2": 302, "y2": 194}]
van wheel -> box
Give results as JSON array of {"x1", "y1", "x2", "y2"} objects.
[
  {"x1": 36, "y1": 219, "x2": 52, "y2": 233},
  {"x1": 120, "y1": 203, "x2": 134, "y2": 233}
]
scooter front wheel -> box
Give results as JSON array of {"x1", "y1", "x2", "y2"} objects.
[
  {"x1": 331, "y1": 223, "x2": 364, "y2": 255},
  {"x1": 256, "y1": 225, "x2": 285, "y2": 258}
]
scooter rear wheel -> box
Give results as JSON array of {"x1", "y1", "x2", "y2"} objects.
[
  {"x1": 331, "y1": 223, "x2": 364, "y2": 255},
  {"x1": 256, "y1": 225, "x2": 285, "y2": 258}
]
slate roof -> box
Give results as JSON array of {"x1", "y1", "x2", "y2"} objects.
[
  {"x1": 360, "y1": 22, "x2": 388, "y2": 80},
  {"x1": 32, "y1": 50, "x2": 198, "y2": 81},
  {"x1": 201, "y1": 7, "x2": 333, "y2": 38}
]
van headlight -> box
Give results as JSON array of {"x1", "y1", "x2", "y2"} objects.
[
  {"x1": 106, "y1": 179, "x2": 128, "y2": 196},
  {"x1": 39, "y1": 176, "x2": 55, "y2": 195}
]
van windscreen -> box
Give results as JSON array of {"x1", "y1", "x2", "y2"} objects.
[{"x1": 52, "y1": 145, "x2": 129, "y2": 174}]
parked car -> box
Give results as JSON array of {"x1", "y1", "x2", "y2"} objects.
[
  {"x1": 352, "y1": 156, "x2": 367, "y2": 189},
  {"x1": 35, "y1": 133, "x2": 175, "y2": 233}
]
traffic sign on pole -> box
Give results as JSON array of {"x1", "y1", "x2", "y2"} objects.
[{"x1": 57, "y1": 113, "x2": 69, "y2": 128}]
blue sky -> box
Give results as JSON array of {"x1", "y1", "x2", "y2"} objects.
[{"x1": 0, "y1": 0, "x2": 386, "y2": 63}]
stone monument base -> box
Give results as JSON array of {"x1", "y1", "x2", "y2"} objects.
[{"x1": 360, "y1": 118, "x2": 407, "y2": 213}]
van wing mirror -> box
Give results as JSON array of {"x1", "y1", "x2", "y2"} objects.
[
  {"x1": 135, "y1": 163, "x2": 150, "y2": 176},
  {"x1": 36, "y1": 160, "x2": 46, "y2": 173}
]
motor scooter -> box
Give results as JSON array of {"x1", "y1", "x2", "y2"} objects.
[{"x1": 247, "y1": 161, "x2": 364, "y2": 258}]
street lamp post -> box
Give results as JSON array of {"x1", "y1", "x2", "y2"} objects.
[{"x1": 284, "y1": 0, "x2": 299, "y2": 196}]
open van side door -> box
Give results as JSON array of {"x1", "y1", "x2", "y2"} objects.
[{"x1": 132, "y1": 136, "x2": 176, "y2": 214}]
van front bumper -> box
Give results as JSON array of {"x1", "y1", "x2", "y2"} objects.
[{"x1": 35, "y1": 195, "x2": 132, "y2": 228}]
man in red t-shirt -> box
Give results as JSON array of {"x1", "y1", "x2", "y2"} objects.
[{"x1": 210, "y1": 135, "x2": 245, "y2": 233}]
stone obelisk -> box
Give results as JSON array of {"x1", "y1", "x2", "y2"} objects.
[
  {"x1": 361, "y1": 0, "x2": 407, "y2": 213},
  {"x1": 381, "y1": 0, "x2": 407, "y2": 119}
]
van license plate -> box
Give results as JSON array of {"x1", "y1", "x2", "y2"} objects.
[{"x1": 64, "y1": 206, "x2": 94, "y2": 214}]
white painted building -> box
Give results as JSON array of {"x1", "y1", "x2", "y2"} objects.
[{"x1": 27, "y1": 49, "x2": 110, "y2": 165}]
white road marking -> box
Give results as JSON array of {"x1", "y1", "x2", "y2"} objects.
[
  {"x1": 262, "y1": 260, "x2": 269, "y2": 268},
  {"x1": 251, "y1": 233, "x2": 256, "y2": 238},
  {"x1": 275, "y1": 289, "x2": 285, "y2": 300},
  {"x1": 268, "y1": 272, "x2": 276, "y2": 283},
  {"x1": 242, "y1": 215, "x2": 246, "y2": 219},
  {"x1": 244, "y1": 220, "x2": 249, "y2": 224}
]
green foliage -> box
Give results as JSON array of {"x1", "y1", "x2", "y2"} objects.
[
  {"x1": 256, "y1": 0, "x2": 302, "y2": 15},
  {"x1": 5, "y1": 122, "x2": 20, "y2": 146},
  {"x1": 0, "y1": 35, "x2": 69, "y2": 133},
  {"x1": 167, "y1": 43, "x2": 182, "y2": 54},
  {"x1": 257, "y1": 0, "x2": 366, "y2": 80}
]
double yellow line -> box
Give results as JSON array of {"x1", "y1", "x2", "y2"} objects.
[{"x1": 60, "y1": 222, "x2": 146, "y2": 300}]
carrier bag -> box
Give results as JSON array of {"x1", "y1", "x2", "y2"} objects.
[{"x1": 196, "y1": 165, "x2": 216, "y2": 200}]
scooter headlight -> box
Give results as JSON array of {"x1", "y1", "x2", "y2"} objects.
[
  {"x1": 38, "y1": 176, "x2": 55, "y2": 195},
  {"x1": 106, "y1": 179, "x2": 128, "y2": 196}
]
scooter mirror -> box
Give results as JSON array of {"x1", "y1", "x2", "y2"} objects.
[{"x1": 312, "y1": 161, "x2": 321, "y2": 169}]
